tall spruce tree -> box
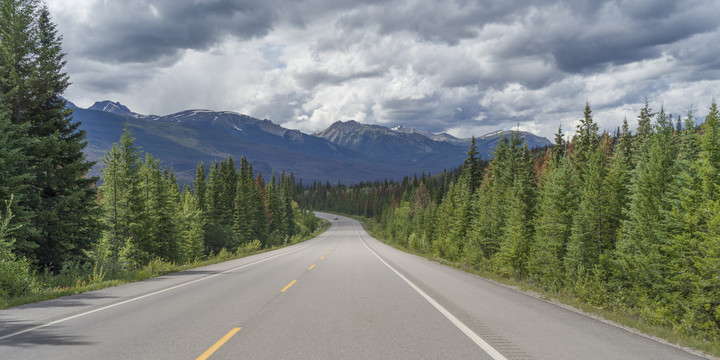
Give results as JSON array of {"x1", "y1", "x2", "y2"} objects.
[
  {"x1": 529, "y1": 155, "x2": 577, "y2": 290},
  {"x1": 0, "y1": 101, "x2": 34, "y2": 256},
  {"x1": 96, "y1": 125, "x2": 143, "y2": 267},
  {"x1": 0, "y1": 0, "x2": 36, "y2": 125},
  {"x1": 495, "y1": 143, "x2": 536, "y2": 276},
  {"x1": 616, "y1": 106, "x2": 679, "y2": 299},
  {"x1": 1, "y1": 2, "x2": 99, "y2": 268},
  {"x1": 194, "y1": 162, "x2": 207, "y2": 216},
  {"x1": 179, "y1": 186, "x2": 204, "y2": 262}
]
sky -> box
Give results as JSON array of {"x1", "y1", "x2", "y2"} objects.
[{"x1": 47, "y1": 0, "x2": 720, "y2": 139}]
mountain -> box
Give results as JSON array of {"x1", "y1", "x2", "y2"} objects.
[
  {"x1": 314, "y1": 120, "x2": 468, "y2": 173},
  {"x1": 88, "y1": 100, "x2": 159, "y2": 120},
  {"x1": 73, "y1": 107, "x2": 404, "y2": 184},
  {"x1": 72, "y1": 102, "x2": 551, "y2": 184},
  {"x1": 479, "y1": 129, "x2": 551, "y2": 148},
  {"x1": 314, "y1": 120, "x2": 552, "y2": 165}
]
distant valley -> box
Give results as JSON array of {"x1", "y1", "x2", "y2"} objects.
[{"x1": 70, "y1": 100, "x2": 551, "y2": 184}]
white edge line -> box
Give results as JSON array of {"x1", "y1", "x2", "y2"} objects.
[
  {"x1": 0, "y1": 223, "x2": 338, "y2": 341},
  {"x1": 354, "y1": 224, "x2": 508, "y2": 360}
]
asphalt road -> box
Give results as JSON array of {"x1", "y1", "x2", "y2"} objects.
[{"x1": 0, "y1": 214, "x2": 712, "y2": 359}]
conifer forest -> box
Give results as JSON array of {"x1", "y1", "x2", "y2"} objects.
[
  {"x1": 302, "y1": 101, "x2": 720, "y2": 343},
  {"x1": 0, "y1": 0, "x2": 318, "y2": 303}
]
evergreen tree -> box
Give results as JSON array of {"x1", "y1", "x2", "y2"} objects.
[
  {"x1": 233, "y1": 156, "x2": 253, "y2": 244},
  {"x1": 1, "y1": 1, "x2": 100, "y2": 269},
  {"x1": 635, "y1": 97, "x2": 654, "y2": 147},
  {"x1": 0, "y1": 0, "x2": 36, "y2": 125},
  {"x1": 528, "y1": 156, "x2": 577, "y2": 290},
  {"x1": 96, "y1": 125, "x2": 143, "y2": 267},
  {"x1": 179, "y1": 187, "x2": 204, "y2": 262},
  {"x1": 616, "y1": 106, "x2": 678, "y2": 299},
  {"x1": 571, "y1": 102, "x2": 600, "y2": 181},
  {"x1": 464, "y1": 136, "x2": 482, "y2": 192},
  {"x1": 0, "y1": 103, "x2": 34, "y2": 256},
  {"x1": 494, "y1": 143, "x2": 536, "y2": 276},
  {"x1": 565, "y1": 137, "x2": 613, "y2": 282},
  {"x1": 204, "y1": 160, "x2": 235, "y2": 252},
  {"x1": 194, "y1": 162, "x2": 207, "y2": 216}
]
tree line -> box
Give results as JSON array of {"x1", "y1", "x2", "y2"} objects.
[
  {"x1": 0, "y1": 0, "x2": 318, "y2": 300},
  {"x1": 303, "y1": 100, "x2": 720, "y2": 343},
  {"x1": 95, "y1": 126, "x2": 319, "y2": 274}
]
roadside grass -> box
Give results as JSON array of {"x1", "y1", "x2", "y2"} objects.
[
  {"x1": 354, "y1": 215, "x2": 720, "y2": 359},
  {"x1": 0, "y1": 219, "x2": 330, "y2": 310}
]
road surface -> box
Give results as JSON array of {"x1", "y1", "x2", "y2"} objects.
[{"x1": 0, "y1": 214, "x2": 711, "y2": 359}]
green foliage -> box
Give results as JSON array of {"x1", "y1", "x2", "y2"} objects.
[
  {"x1": 528, "y1": 156, "x2": 577, "y2": 290},
  {"x1": 0, "y1": 258, "x2": 37, "y2": 298},
  {"x1": 305, "y1": 101, "x2": 720, "y2": 346}
]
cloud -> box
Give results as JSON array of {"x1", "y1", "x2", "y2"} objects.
[
  {"x1": 53, "y1": 0, "x2": 278, "y2": 64},
  {"x1": 47, "y1": 0, "x2": 720, "y2": 140}
]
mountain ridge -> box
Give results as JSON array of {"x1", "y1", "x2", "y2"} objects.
[{"x1": 71, "y1": 101, "x2": 551, "y2": 184}]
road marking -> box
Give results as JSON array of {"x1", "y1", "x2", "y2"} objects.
[
  {"x1": 0, "y1": 224, "x2": 340, "y2": 342},
  {"x1": 281, "y1": 280, "x2": 297, "y2": 292},
  {"x1": 308, "y1": 264, "x2": 316, "y2": 270},
  {"x1": 355, "y1": 224, "x2": 508, "y2": 360},
  {"x1": 196, "y1": 327, "x2": 242, "y2": 360},
  {"x1": 320, "y1": 256, "x2": 325, "y2": 260}
]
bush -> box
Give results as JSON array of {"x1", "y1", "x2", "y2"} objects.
[
  {"x1": 0, "y1": 259, "x2": 37, "y2": 299},
  {"x1": 237, "y1": 240, "x2": 262, "y2": 256}
]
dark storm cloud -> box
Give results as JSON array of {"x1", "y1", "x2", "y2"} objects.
[
  {"x1": 79, "y1": 0, "x2": 277, "y2": 63},
  {"x1": 548, "y1": 1, "x2": 719, "y2": 73}
]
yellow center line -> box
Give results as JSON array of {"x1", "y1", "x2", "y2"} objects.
[
  {"x1": 281, "y1": 280, "x2": 297, "y2": 292},
  {"x1": 196, "y1": 327, "x2": 242, "y2": 360},
  {"x1": 308, "y1": 264, "x2": 316, "y2": 270},
  {"x1": 326, "y1": 250, "x2": 331, "y2": 254},
  {"x1": 320, "y1": 256, "x2": 325, "y2": 260}
]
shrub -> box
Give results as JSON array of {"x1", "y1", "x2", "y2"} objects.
[{"x1": 0, "y1": 259, "x2": 37, "y2": 299}]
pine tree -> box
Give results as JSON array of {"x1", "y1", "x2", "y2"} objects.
[
  {"x1": 1, "y1": 1, "x2": 100, "y2": 269},
  {"x1": 616, "y1": 106, "x2": 678, "y2": 299},
  {"x1": 464, "y1": 136, "x2": 482, "y2": 192},
  {"x1": 528, "y1": 156, "x2": 577, "y2": 290},
  {"x1": 233, "y1": 156, "x2": 253, "y2": 244},
  {"x1": 0, "y1": 0, "x2": 36, "y2": 125},
  {"x1": 252, "y1": 173, "x2": 269, "y2": 245},
  {"x1": 495, "y1": 143, "x2": 536, "y2": 276},
  {"x1": 205, "y1": 161, "x2": 233, "y2": 252},
  {"x1": 179, "y1": 187, "x2": 204, "y2": 262},
  {"x1": 194, "y1": 162, "x2": 207, "y2": 216},
  {"x1": 0, "y1": 103, "x2": 34, "y2": 256},
  {"x1": 97, "y1": 125, "x2": 143, "y2": 266},
  {"x1": 636, "y1": 97, "x2": 654, "y2": 148},
  {"x1": 606, "y1": 118, "x2": 633, "y2": 250}
]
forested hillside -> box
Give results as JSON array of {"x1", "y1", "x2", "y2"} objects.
[
  {"x1": 301, "y1": 101, "x2": 720, "y2": 344},
  {"x1": 0, "y1": 1, "x2": 318, "y2": 304}
]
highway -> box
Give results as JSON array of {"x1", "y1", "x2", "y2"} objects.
[{"x1": 0, "y1": 214, "x2": 711, "y2": 359}]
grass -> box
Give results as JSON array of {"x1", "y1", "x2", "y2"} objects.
[
  {"x1": 0, "y1": 219, "x2": 330, "y2": 310},
  {"x1": 353, "y1": 215, "x2": 720, "y2": 359}
]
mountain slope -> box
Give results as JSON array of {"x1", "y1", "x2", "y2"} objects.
[
  {"x1": 73, "y1": 108, "x2": 406, "y2": 184},
  {"x1": 73, "y1": 102, "x2": 551, "y2": 184}
]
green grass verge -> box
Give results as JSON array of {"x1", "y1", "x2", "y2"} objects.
[
  {"x1": 352, "y1": 215, "x2": 720, "y2": 359},
  {"x1": 0, "y1": 219, "x2": 330, "y2": 310}
]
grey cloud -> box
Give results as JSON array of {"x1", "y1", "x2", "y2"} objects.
[
  {"x1": 250, "y1": 92, "x2": 310, "y2": 123},
  {"x1": 293, "y1": 69, "x2": 385, "y2": 90},
  {"x1": 77, "y1": 0, "x2": 277, "y2": 63}
]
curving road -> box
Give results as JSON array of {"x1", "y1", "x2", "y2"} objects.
[{"x1": 0, "y1": 214, "x2": 711, "y2": 359}]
